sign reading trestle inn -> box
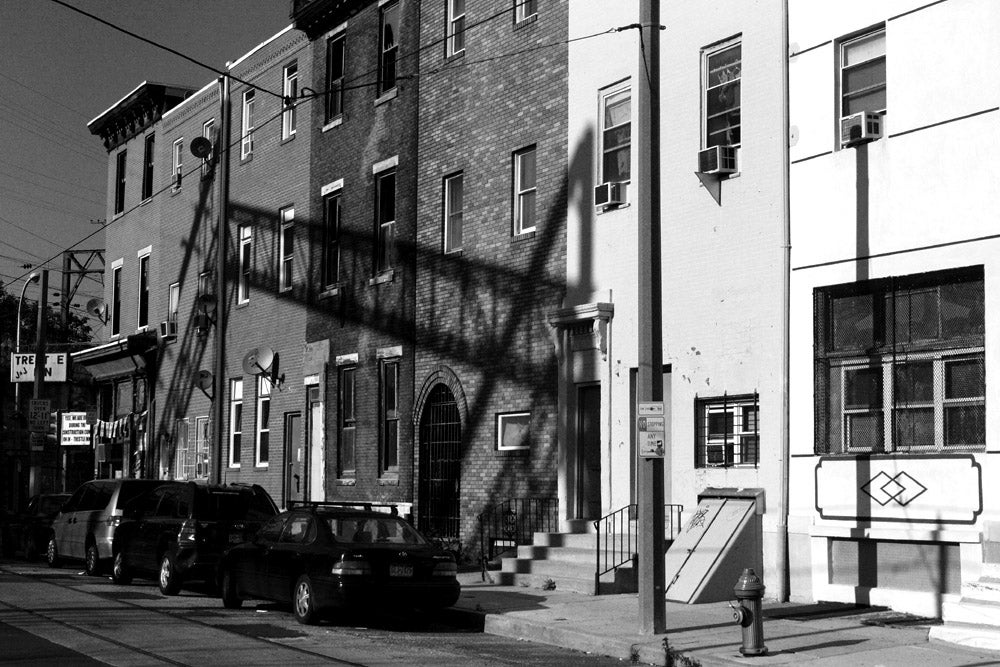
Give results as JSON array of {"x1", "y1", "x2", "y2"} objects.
[{"x1": 9, "y1": 353, "x2": 67, "y2": 382}]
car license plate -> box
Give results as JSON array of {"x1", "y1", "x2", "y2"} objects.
[
  {"x1": 389, "y1": 564, "x2": 413, "y2": 578},
  {"x1": 229, "y1": 532, "x2": 242, "y2": 544}
]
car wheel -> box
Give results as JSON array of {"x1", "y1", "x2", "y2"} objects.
[
  {"x1": 159, "y1": 553, "x2": 182, "y2": 595},
  {"x1": 112, "y1": 551, "x2": 133, "y2": 585},
  {"x1": 84, "y1": 541, "x2": 102, "y2": 576},
  {"x1": 220, "y1": 569, "x2": 243, "y2": 609},
  {"x1": 46, "y1": 537, "x2": 60, "y2": 568},
  {"x1": 293, "y1": 575, "x2": 320, "y2": 625}
]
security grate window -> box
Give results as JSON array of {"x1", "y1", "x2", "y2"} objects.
[
  {"x1": 695, "y1": 393, "x2": 758, "y2": 467},
  {"x1": 815, "y1": 267, "x2": 985, "y2": 454}
]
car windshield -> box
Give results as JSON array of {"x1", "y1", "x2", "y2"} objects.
[
  {"x1": 325, "y1": 515, "x2": 427, "y2": 546},
  {"x1": 39, "y1": 496, "x2": 68, "y2": 514}
]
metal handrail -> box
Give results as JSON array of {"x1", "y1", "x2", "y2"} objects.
[
  {"x1": 594, "y1": 503, "x2": 685, "y2": 595},
  {"x1": 477, "y1": 497, "x2": 558, "y2": 578}
]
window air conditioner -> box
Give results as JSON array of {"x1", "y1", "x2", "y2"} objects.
[
  {"x1": 698, "y1": 145, "x2": 738, "y2": 175},
  {"x1": 840, "y1": 111, "x2": 882, "y2": 148},
  {"x1": 159, "y1": 320, "x2": 178, "y2": 341},
  {"x1": 594, "y1": 181, "x2": 626, "y2": 209}
]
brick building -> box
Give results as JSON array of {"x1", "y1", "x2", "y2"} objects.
[
  {"x1": 291, "y1": 0, "x2": 420, "y2": 514},
  {"x1": 413, "y1": 0, "x2": 568, "y2": 550}
]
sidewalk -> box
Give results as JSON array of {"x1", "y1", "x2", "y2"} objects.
[{"x1": 451, "y1": 571, "x2": 1000, "y2": 666}]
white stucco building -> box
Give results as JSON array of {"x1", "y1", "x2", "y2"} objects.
[{"x1": 788, "y1": 0, "x2": 1000, "y2": 629}]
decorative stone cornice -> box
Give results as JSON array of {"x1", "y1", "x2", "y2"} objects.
[{"x1": 88, "y1": 83, "x2": 195, "y2": 152}]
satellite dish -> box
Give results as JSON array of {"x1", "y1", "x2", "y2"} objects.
[
  {"x1": 194, "y1": 370, "x2": 214, "y2": 400},
  {"x1": 190, "y1": 136, "x2": 213, "y2": 159},
  {"x1": 85, "y1": 297, "x2": 109, "y2": 323},
  {"x1": 242, "y1": 346, "x2": 275, "y2": 377},
  {"x1": 195, "y1": 370, "x2": 214, "y2": 390},
  {"x1": 196, "y1": 293, "x2": 217, "y2": 313}
]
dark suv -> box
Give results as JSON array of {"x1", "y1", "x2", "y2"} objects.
[{"x1": 111, "y1": 482, "x2": 277, "y2": 595}]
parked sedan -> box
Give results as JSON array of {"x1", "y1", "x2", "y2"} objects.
[
  {"x1": 218, "y1": 503, "x2": 461, "y2": 624},
  {"x1": 1, "y1": 494, "x2": 71, "y2": 560}
]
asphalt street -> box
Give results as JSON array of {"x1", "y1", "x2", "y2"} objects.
[{"x1": 0, "y1": 559, "x2": 623, "y2": 666}]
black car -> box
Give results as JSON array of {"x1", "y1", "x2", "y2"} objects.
[
  {"x1": 218, "y1": 502, "x2": 461, "y2": 624},
  {"x1": 111, "y1": 482, "x2": 278, "y2": 595},
  {"x1": 2, "y1": 494, "x2": 71, "y2": 560}
]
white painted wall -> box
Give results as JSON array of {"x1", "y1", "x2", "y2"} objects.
[{"x1": 789, "y1": 0, "x2": 1000, "y2": 612}]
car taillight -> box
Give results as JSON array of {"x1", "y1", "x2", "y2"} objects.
[
  {"x1": 432, "y1": 562, "x2": 457, "y2": 578},
  {"x1": 332, "y1": 558, "x2": 371, "y2": 576},
  {"x1": 106, "y1": 516, "x2": 121, "y2": 528},
  {"x1": 177, "y1": 519, "x2": 197, "y2": 544}
]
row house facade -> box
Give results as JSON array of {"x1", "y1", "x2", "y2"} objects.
[{"x1": 787, "y1": 0, "x2": 1000, "y2": 628}]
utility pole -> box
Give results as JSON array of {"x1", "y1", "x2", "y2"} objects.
[
  {"x1": 30, "y1": 269, "x2": 49, "y2": 496},
  {"x1": 636, "y1": 0, "x2": 666, "y2": 634},
  {"x1": 212, "y1": 73, "x2": 231, "y2": 484}
]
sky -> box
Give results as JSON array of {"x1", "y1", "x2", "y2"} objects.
[{"x1": 0, "y1": 0, "x2": 292, "y2": 323}]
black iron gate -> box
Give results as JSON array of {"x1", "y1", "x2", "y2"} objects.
[{"x1": 418, "y1": 384, "x2": 462, "y2": 542}]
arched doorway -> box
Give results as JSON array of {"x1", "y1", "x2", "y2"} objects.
[{"x1": 418, "y1": 383, "x2": 462, "y2": 542}]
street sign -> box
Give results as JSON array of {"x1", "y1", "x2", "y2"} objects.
[
  {"x1": 28, "y1": 399, "x2": 51, "y2": 433},
  {"x1": 61, "y1": 412, "x2": 91, "y2": 446},
  {"x1": 10, "y1": 353, "x2": 68, "y2": 383},
  {"x1": 637, "y1": 401, "x2": 666, "y2": 458}
]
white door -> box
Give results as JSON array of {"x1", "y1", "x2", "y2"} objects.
[{"x1": 307, "y1": 387, "x2": 324, "y2": 501}]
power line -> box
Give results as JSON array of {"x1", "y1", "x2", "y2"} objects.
[
  {"x1": 0, "y1": 111, "x2": 104, "y2": 164},
  {"x1": 0, "y1": 70, "x2": 93, "y2": 120},
  {"x1": 0, "y1": 213, "x2": 72, "y2": 251},
  {"x1": 47, "y1": 0, "x2": 287, "y2": 102},
  {"x1": 0, "y1": 172, "x2": 104, "y2": 207},
  {"x1": 0, "y1": 162, "x2": 103, "y2": 199}
]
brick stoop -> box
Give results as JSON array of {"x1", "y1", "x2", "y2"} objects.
[{"x1": 493, "y1": 521, "x2": 638, "y2": 595}]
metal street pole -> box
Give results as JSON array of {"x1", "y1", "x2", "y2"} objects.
[
  {"x1": 30, "y1": 269, "x2": 49, "y2": 496},
  {"x1": 14, "y1": 272, "x2": 40, "y2": 411},
  {"x1": 636, "y1": 0, "x2": 665, "y2": 635}
]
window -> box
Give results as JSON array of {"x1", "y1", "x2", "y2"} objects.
[
  {"x1": 840, "y1": 28, "x2": 886, "y2": 120},
  {"x1": 601, "y1": 86, "x2": 631, "y2": 183},
  {"x1": 167, "y1": 282, "x2": 179, "y2": 323},
  {"x1": 137, "y1": 253, "x2": 149, "y2": 329},
  {"x1": 695, "y1": 394, "x2": 758, "y2": 467},
  {"x1": 815, "y1": 267, "x2": 985, "y2": 454},
  {"x1": 515, "y1": 0, "x2": 537, "y2": 23},
  {"x1": 141, "y1": 134, "x2": 154, "y2": 200},
  {"x1": 256, "y1": 377, "x2": 271, "y2": 467},
  {"x1": 114, "y1": 149, "x2": 127, "y2": 215},
  {"x1": 241, "y1": 89, "x2": 255, "y2": 159},
  {"x1": 201, "y1": 119, "x2": 215, "y2": 178},
  {"x1": 379, "y1": 2, "x2": 400, "y2": 95},
  {"x1": 238, "y1": 225, "x2": 252, "y2": 303},
  {"x1": 326, "y1": 34, "x2": 345, "y2": 123},
  {"x1": 447, "y1": 0, "x2": 466, "y2": 56},
  {"x1": 703, "y1": 39, "x2": 741, "y2": 148},
  {"x1": 443, "y1": 172, "x2": 463, "y2": 253},
  {"x1": 111, "y1": 263, "x2": 122, "y2": 336},
  {"x1": 229, "y1": 379, "x2": 243, "y2": 467},
  {"x1": 339, "y1": 366, "x2": 356, "y2": 476},
  {"x1": 174, "y1": 419, "x2": 191, "y2": 479},
  {"x1": 282, "y1": 62, "x2": 298, "y2": 140},
  {"x1": 194, "y1": 416, "x2": 210, "y2": 478},
  {"x1": 198, "y1": 271, "x2": 211, "y2": 300},
  {"x1": 513, "y1": 146, "x2": 536, "y2": 235},
  {"x1": 380, "y1": 359, "x2": 399, "y2": 473},
  {"x1": 279, "y1": 207, "x2": 294, "y2": 292},
  {"x1": 375, "y1": 169, "x2": 396, "y2": 273},
  {"x1": 171, "y1": 138, "x2": 183, "y2": 189},
  {"x1": 323, "y1": 190, "x2": 342, "y2": 289},
  {"x1": 497, "y1": 412, "x2": 530, "y2": 451}
]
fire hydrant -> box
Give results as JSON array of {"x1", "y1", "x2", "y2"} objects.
[{"x1": 730, "y1": 568, "x2": 768, "y2": 656}]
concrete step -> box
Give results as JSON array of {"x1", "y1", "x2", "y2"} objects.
[
  {"x1": 516, "y1": 544, "x2": 595, "y2": 564},
  {"x1": 562, "y1": 519, "x2": 598, "y2": 534},
  {"x1": 493, "y1": 565, "x2": 636, "y2": 595},
  {"x1": 930, "y1": 621, "x2": 1000, "y2": 652},
  {"x1": 962, "y1": 577, "x2": 1000, "y2": 604},
  {"x1": 532, "y1": 532, "x2": 597, "y2": 549},
  {"x1": 942, "y1": 598, "x2": 1000, "y2": 626}
]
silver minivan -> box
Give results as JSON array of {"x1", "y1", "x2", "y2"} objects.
[{"x1": 48, "y1": 479, "x2": 162, "y2": 575}]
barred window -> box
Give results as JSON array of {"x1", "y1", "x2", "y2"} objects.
[
  {"x1": 695, "y1": 393, "x2": 758, "y2": 468},
  {"x1": 815, "y1": 267, "x2": 985, "y2": 454}
]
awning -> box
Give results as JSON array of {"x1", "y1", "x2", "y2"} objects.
[{"x1": 72, "y1": 331, "x2": 158, "y2": 381}]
